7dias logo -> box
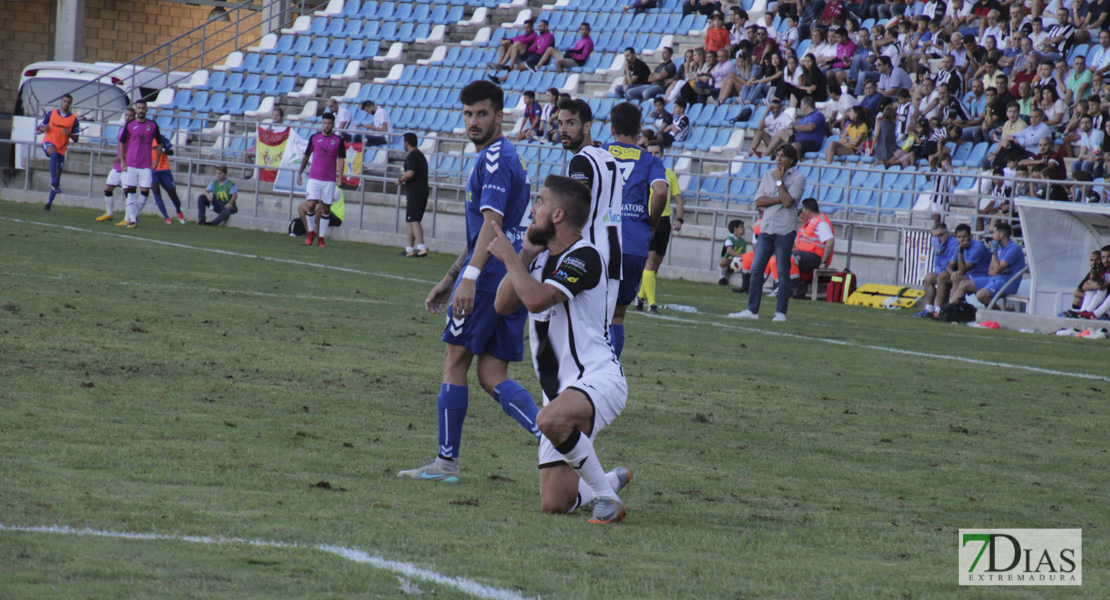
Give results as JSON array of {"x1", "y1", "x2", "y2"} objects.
[{"x1": 959, "y1": 529, "x2": 1081, "y2": 586}]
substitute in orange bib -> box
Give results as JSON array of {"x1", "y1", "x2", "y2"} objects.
[
  {"x1": 38, "y1": 94, "x2": 80, "y2": 211},
  {"x1": 792, "y1": 197, "x2": 834, "y2": 271}
]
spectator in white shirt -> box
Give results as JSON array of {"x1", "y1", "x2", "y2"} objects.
[{"x1": 360, "y1": 100, "x2": 392, "y2": 146}]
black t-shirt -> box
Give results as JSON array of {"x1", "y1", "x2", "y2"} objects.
[
  {"x1": 403, "y1": 149, "x2": 429, "y2": 201},
  {"x1": 630, "y1": 59, "x2": 651, "y2": 85}
]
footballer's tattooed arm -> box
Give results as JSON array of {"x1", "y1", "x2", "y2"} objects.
[{"x1": 425, "y1": 251, "x2": 469, "y2": 314}]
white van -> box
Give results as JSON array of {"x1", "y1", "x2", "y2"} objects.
[{"x1": 15, "y1": 61, "x2": 181, "y2": 121}]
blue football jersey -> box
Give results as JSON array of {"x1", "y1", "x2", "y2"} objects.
[
  {"x1": 605, "y1": 142, "x2": 666, "y2": 259},
  {"x1": 464, "y1": 137, "x2": 531, "y2": 293}
]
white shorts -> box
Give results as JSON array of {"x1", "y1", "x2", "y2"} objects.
[
  {"x1": 306, "y1": 177, "x2": 337, "y2": 205},
  {"x1": 105, "y1": 168, "x2": 122, "y2": 187},
  {"x1": 538, "y1": 367, "x2": 627, "y2": 468},
  {"x1": 122, "y1": 167, "x2": 153, "y2": 189}
]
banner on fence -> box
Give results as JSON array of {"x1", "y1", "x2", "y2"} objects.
[
  {"x1": 255, "y1": 124, "x2": 290, "y2": 183},
  {"x1": 272, "y1": 128, "x2": 308, "y2": 195}
]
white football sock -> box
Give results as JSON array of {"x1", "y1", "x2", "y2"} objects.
[
  {"x1": 417, "y1": 243, "x2": 426, "y2": 251},
  {"x1": 1080, "y1": 291, "x2": 1106, "y2": 313},
  {"x1": 718, "y1": 265, "x2": 728, "y2": 277},
  {"x1": 570, "y1": 470, "x2": 624, "y2": 514},
  {"x1": 306, "y1": 213, "x2": 316, "y2": 233},
  {"x1": 104, "y1": 193, "x2": 114, "y2": 217},
  {"x1": 555, "y1": 429, "x2": 615, "y2": 502},
  {"x1": 318, "y1": 216, "x2": 329, "y2": 239}
]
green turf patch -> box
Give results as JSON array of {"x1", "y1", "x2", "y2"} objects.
[{"x1": 1, "y1": 200, "x2": 1105, "y2": 598}]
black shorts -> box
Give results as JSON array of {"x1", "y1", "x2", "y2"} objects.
[
  {"x1": 649, "y1": 216, "x2": 672, "y2": 256},
  {"x1": 406, "y1": 194, "x2": 428, "y2": 223},
  {"x1": 523, "y1": 52, "x2": 542, "y2": 68},
  {"x1": 571, "y1": 57, "x2": 587, "y2": 67},
  {"x1": 791, "y1": 136, "x2": 822, "y2": 154}
]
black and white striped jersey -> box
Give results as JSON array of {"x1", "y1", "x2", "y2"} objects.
[{"x1": 567, "y1": 145, "x2": 623, "y2": 281}]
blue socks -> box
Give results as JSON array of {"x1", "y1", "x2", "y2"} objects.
[
  {"x1": 611, "y1": 324, "x2": 625, "y2": 358},
  {"x1": 48, "y1": 153, "x2": 62, "y2": 189},
  {"x1": 493, "y1": 379, "x2": 540, "y2": 440},
  {"x1": 436, "y1": 383, "x2": 468, "y2": 461},
  {"x1": 152, "y1": 192, "x2": 170, "y2": 219}
]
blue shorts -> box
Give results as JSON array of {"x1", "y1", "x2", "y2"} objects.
[
  {"x1": 971, "y1": 274, "x2": 990, "y2": 291},
  {"x1": 42, "y1": 143, "x2": 62, "y2": 162},
  {"x1": 983, "y1": 276, "x2": 1020, "y2": 298},
  {"x1": 441, "y1": 289, "x2": 526, "y2": 362},
  {"x1": 523, "y1": 51, "x2": 543, "y2": 68},
  {"x1": 152, "y1": 169, "x2": 177, "y2": 191},
  {"x1": 617, "y1": 253, "x2": 647, "y2": 306}
]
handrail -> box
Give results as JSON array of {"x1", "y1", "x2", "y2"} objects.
[
  {"x1": 43, "y1": 0, "x2": 306, "y2": 121},
  {"x1": 985, "y1": 265, "x2": 1031, "y2": 311}
]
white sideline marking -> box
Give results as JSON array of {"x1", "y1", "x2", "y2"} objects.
[
  {"x1": 7, "y1": 215, "x2": 1106, "y2": 383},
  {"x1": 649, "y1": 313, "x2": 1110, "y2": 383},
  {"x1": 1, "y1": 217, "x2": 438, "y2": 285},
  {"x1": 0, "y1": 523, "x2": 533, "y2": 600}
]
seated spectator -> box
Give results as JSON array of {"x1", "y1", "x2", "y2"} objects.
[
  {"x1": 683, "y1": 0, "x2": 722, "y2": 17},
  {"x1": 537, "y1": 87, "x2": 559, "y2": 142},
  {"x1": 540, "y1": 22, "x2": 593, "y2": 73},
  {"x1": 749, "y1": 97, "x2": 793, "y2": 157},
  {"x1": 818, "y1": 83, "x2": 857, "y2": 129},
  {"x1": 197, "y1": 165, "x2": 238, "y2": 226},
  {"x1": 974, "y1": 222, "x2": 1026, "y2": 305},
  {"x1": 687, "y1": 48, "x2": 736, "y2": 105},
  {"x1": 490, "y1": 20, "x2": 554, "y2": 78},
  {"x1": 792, "y1": 197, "x2": 835, "y2": 273},
  {"x1": 779, "y1": 15, "x2": 800, "y2": 49},
  {"x1": 808, "y1": 28, "x2": 838, "y2": 72},
  {"x1": 622, "y1": 0, "x2": 658, "y2": 12},
  {"x1": 666, "y1": 48, "x2": 705, "y2": 103},
  {"x1": 615, "y1": 47, "x2": 654, "y2": 100},
  {"x1": 705, "y1": 13, "x2": 731, "y2": 54},
  {"x1": 1070, "y1": 170, "x2": 1103, "y2": 203},
  {"x1": 718, "y1": 218, "x2": 747, "y2": 284},
  {"x1": 856, "y1": 79, "x2": 884, "y2": 116},
  {"x1": 765, "y1": 96, "x2": 827, "y2": 156},
  {"x1": 825, "y1": 106, "x2": 872, "y2": 161},
  {"x1": 1091, "y1": 30, "x2": 1110, "y2": 76},
  {"x1": 1069, "y1": 250, "x2": 1106, "y2": 311},
  {"x1": 916, "y1": 222, "x2": 958, "y2": 317},
  {"x1": 989, "y1": 107, "x2": 1048, "y2": 168},
  {"x1": 1038, "y1": 84, "x2": 1068, "y2": 131},
  {"x1": 960, "y1": 79, "x2": 990, "y2": 142},
  {"x1": 775, "y1": 55, "x2": 806, "y2": 105},
  {"x1": 751, "y1": 26, "x2": 780, "y2": 65},
  {"x1": 359, "y1": 100, "x2": 392, "y2": 146},
  {"x1": 885, "y1": 116, "x2": 933, "y2": 168},
  {"x1": 1038, "y1": 9, "x2": 1074, "y2": 62},
  {"x1": 1069, "y1": 115, "x2": 1104, "y2": 175},
  {"x1": 629, "y1": 47, "x2": 678, "y2": 101},
  {"x1": 1017, "y1": 135, "x2": 1066, "y2": 180},
  {"x1": 1064, "y1": 55, "x2": 1093, "y2": 106},
  {"x1": 728, "y1": 7, "x2": 751, "y2": 52},
  {"x1": 1065, "y1": 247, "x2": 1110, "y2": 318},
  {"x1": 660, "y1": 99, "x2": 691, "y2": 146},
  {"x1": 741, "y1": 51, "x2": 784, "y2": 105},
  {"x1": 1097, "y1": 118, "x2": 1110, "y2": 179},
  {"x1": 515, "y1": 91, "x2": 542, "y2": 142},
  {"x1": 488, "y1": 20, "x2": 537, "y2": 70},
  {"x1": 946, "y1": 223, "x2": 994, "y2": 305},
  {"x1": 326, "y1": 98, "x2": 352, "y2": 139},
  {"x1": 718, "y1": 49, "x2": 761, "y2": 104},
  {"x1": 875, "y1": 56, "x2": 913, "y2": 101},
  {"x1": 650, "y1": 97, "x2": 672, "y2": 132},
  {"x1": 827, "y1": 27, "x2": 858, "y2": 80}
]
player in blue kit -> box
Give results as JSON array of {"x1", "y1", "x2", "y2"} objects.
[
  {"x1": 946, "y1": 223, "x2": 994, "y2": 304},
  {"x1": 605, "y1": 102, "x2": 668, "y2": 358},
  {"x1": 398, "y1": 80, "x2": 542, "y2": 483}
]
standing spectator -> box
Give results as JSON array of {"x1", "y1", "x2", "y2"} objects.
[
  {"x1": 727, "y1": 145, "x2": 806, "y2": 322},
  {"x1": 297, "y1": 112, "x2": 346, "y2": 247},
  {"x1": 489, "y1": 20, "x2": 536, "y2": 70},
  {"x1": 397, "y1": 133, "x2": 429, "y2": 258},
  {"x1": 360, "y1": 100, "x2": 392, "y2": 146},
  {"x1": 629, "y1": 47, "x2": 678, "y2": 101},
  {"x1": 750, "y1": 97, "x2": 793, "y2": 157},
  {"x1": 38, "y1": 93, "x2": 79, "y2": 211},
  {"x1": 616, "y1": 47, "x2": 653, "y2": 100},
  {"x1": 541, "y1": 22, "x2": 594, "y2": 73},
  {"x1": 705, "y1": 13, "x2": 731, "y2": 54},
  {"x1": 872, "y1": 104, "x2": 898, "y2": 163},
  {"x1": 197, "y1": 165, "x2": 238, "y2": 226}
]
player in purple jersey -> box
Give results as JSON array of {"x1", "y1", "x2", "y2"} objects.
[
  {"x1": 297, "y1": 113, "x2": 346, "y2": 248},
  {"x1": 116, "y1": 100, "x2": 163, "y2": 228},
  {"x1": 398, "y1": 80, "x2": 541, "y2": 484}
]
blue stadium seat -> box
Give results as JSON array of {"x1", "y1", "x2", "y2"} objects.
[
  {"x1": 205, "y1": 93, "x2": 228, "y2": 113},
  {"x1": 225, "y1": 94, "x2": 246, "y2": 115},
  {"x1": 234, "y1": 53, "x2": 262, "y2": 72},
  {"x1": 445, "y1": 6, "x2": 464, "y2": 22},
  {"x1": 291, "y1": 57, "x2": 313, "y2": 77},
  {"x1": 358, "y1": 1, "x2": 379, "y2": 20},
  {"x1": 363, "y1": 21, "x2": 380, "y2": 39},
  {"x1": 170, "y1": 90, "x2": 192, "y2": 110},
  {"x1": 290, "y1": 36, "x2": 312, "y2": 56},
  {"x1": 377, "y1": 2, "x2": 395, "y2": 20},
  {"x1": 242, "y1": 95, "x2": 262, "y2": 114},
  {"x1": 395, "y1": 3, "x2": 414, "y2": 21},
  {"x1": 342, "y1": 0, "x2": 361, "y2": 18},
  {"x1": 309, "y1": 18, "x2": 329, "y2": 36},
  {"x1": 199, "y1": 71, "x2": 226, "y2": 91},
  {"x1": 397, "y1": 23, "x2": 416, "y2": 42},
  {"x1": 442, "y1": 46, "x2": 462, "y2": 66},
  {"x1": 266, "y1": 35, "x2": 295, "y2": 54},
  {"x1": 185, "y1": 91, "x2": 209, "y2": 111},
  {"x1": 155, "y1": 114, "x2": 175, "y2": 131},
  {"x1": 325, "y1": 18, "x2": 346, "y2": 37},
  {"x1": 268, "y1": 56, "x2": 294, "y2": 75},
  {"x1": 223, "y1": 72, "x2": 246, "y2": 93},
  {"x1": 310, "y1": 58, "x2": 332, "y2": 78},
  {"x1": 341, "y1": 39, "x2": 366, "y2": 59},
  {"x1": 258, "y1": 75, "x2": 279, "y2": 95},
  {"x1": 275, "y1": 77, "x2": 296, "y2": 95},
  {"x1": 341, "y1": 20, "x2": 363, "y2": 39},
  {"x1": 321, "y1": 38, "x2": 346, "y2": 58},
  {"x1": 379, "y1": 22, "x2": 398, "y2": 40}
]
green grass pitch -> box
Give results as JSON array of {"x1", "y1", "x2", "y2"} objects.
[{"x1": 0, "y1": 199, "x2": 1105, "y2": 599}]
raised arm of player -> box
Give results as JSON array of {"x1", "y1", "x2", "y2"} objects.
[{"x1": 489, "y1": 227, "x2": 563, "y2": 314}]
